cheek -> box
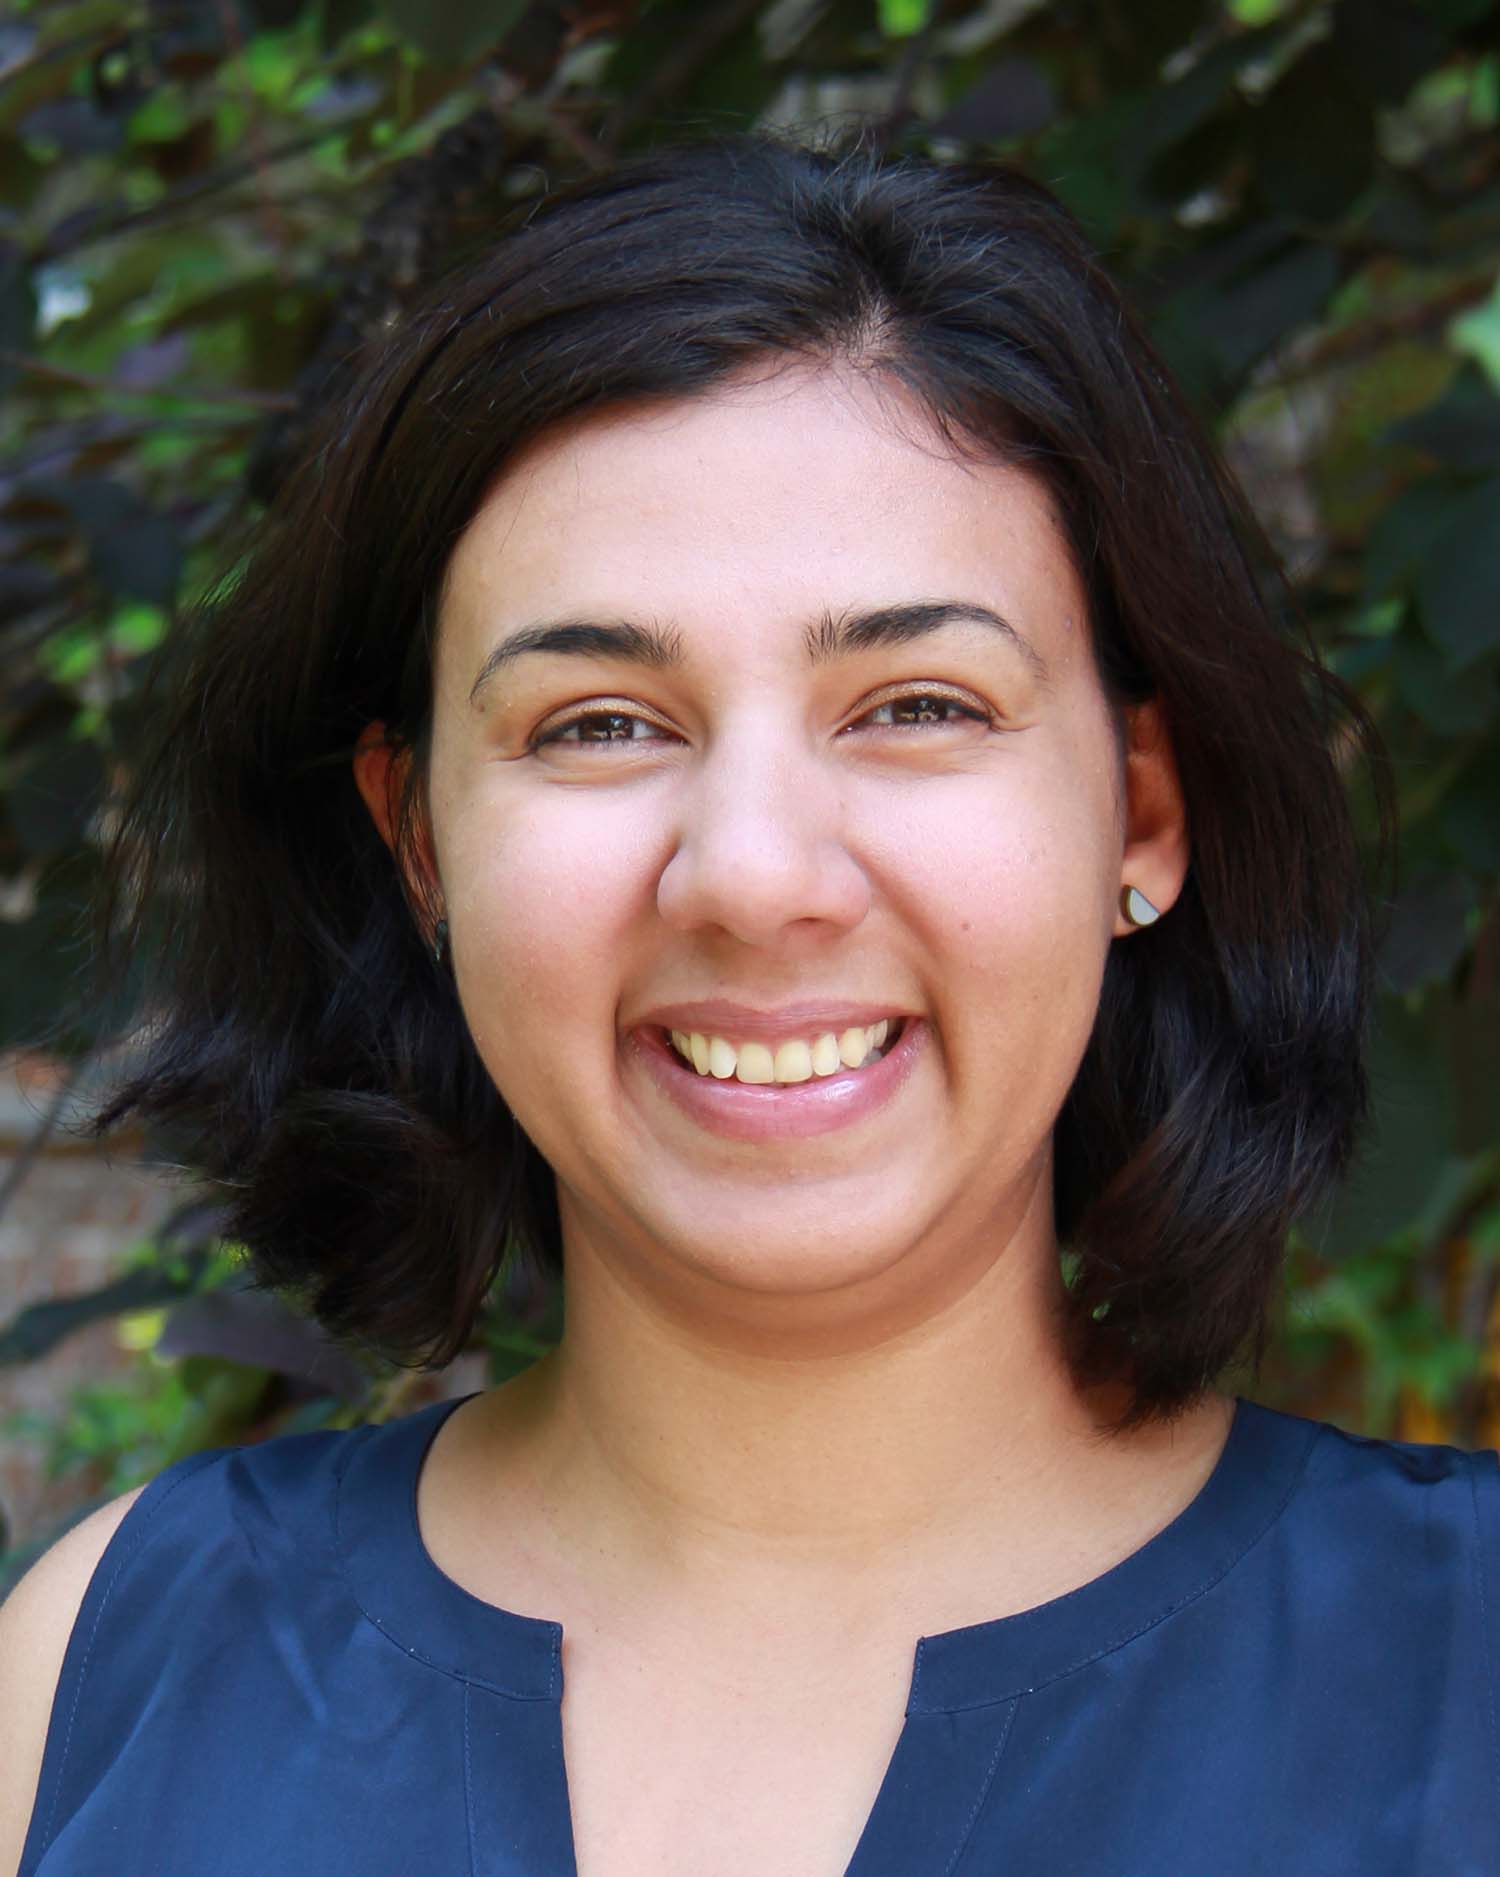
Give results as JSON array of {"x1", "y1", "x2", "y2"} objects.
[
  {"x1": 884, "y1": 764, "x2": 1119, "y2": 1116},
  {"x1": 432, "y1": 778, "x2": 664, "y2": 1144},
  {"x1": 889, "y1": 759, "x2": 1118, "y2": 956}
]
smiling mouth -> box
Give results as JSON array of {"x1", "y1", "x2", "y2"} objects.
[{"x1": 658, "y1": 1017, "x2": 907, "y2": 1085}]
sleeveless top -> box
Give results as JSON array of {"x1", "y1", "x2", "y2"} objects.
[{"x1": 17, "y1": 1391, "x2": 1500, "y2": 1875}]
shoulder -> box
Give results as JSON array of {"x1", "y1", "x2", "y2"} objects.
[
  {"x1": 1222, "y1": 1399, "x2": 1500, "y2": 1611},
  {"x1": 1280, "y1": 1407, "x2": 1498, "y2": 1540},
  {"x1": 1301, "y1": 1410, "x2": 1497, "y2": 1504},
  {"x1": 1266, "y1": 1409, "x2": 1500, "y2": 1646},
  {"x1": 0, "y1": 1488, "x2": 147, "y2": 1877},
  {"x1": 0, "y1": 1417, "x2": 375, "y2": 1877}
]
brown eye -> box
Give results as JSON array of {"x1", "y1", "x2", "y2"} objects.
[
  {"x1": 527, "y1": 689, "x2": 994, "y2": 754},
  {"x1": 530, "y1": 709, "x2": 670, "y2": 750},
  {"x1": 858, "y1": 692, "x2": 992, "y2": 731}
]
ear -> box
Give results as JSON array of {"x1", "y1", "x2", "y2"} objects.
[
  {"x1": 1114, "y1": 698, "x2": 1190, "y2": 937},
  {"x1": 353, "y1": 722, "x2": 443, "y2": 925},
  {"x1": 353, "y1": 722, "x2": 402, "y2": 854}
]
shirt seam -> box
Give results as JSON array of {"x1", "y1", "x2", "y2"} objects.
[
  {"x1": 463, "y1": 1683, "x2": 478, "y2": 1877},
  {"x1": 331, "y1": 1424, "x2": 557, "y2": 1703},
  {"x1": 913, "y1": 1418, "x2": 1324, "y2": 1715},
  {"x1": 942, "y1": 1697, "x2": 1018, "y2": 1876}
]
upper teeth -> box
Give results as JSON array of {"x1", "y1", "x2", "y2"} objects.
[{"x1": 669, "y1": 1020, "x2": 895, "y2": 1084}]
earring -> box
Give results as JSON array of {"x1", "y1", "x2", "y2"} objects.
[
  {"x1": 1120, "y1": 885, "x2": 1161, "y2": 928},
  {"x1": 432, "y1": 918, "x2": 449, "y2": 966}
]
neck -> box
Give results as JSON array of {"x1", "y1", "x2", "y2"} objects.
[{"x1": 482, "y1": 1196, "x2": 1232, "y2": 1620}]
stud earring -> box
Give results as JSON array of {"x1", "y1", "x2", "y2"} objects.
[
  {"x1": 1120, "y1": 885, "x2": 1161, "y2": 928},
  {"x1": 432, "y1": 918, "x2": 449, "y2": 966}
]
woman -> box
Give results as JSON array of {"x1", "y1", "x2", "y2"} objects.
[{"x1": 2, "y1": 130, "x2": 1495, "y2": 1876}]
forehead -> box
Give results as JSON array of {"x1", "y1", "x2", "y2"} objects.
[{"x1": 438, "y1": 362, "x2": 1085, "y2": 661}]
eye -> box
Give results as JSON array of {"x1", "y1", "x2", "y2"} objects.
[
  {"x1": 527, "y1": 688, "x2": 995, "y2": 753},
  {"x1": 529, "y1": 707, "x2": 670, "y2": 750},
  {"x1": 859, "y1": 691, "x2": 993, "y2": 733}
]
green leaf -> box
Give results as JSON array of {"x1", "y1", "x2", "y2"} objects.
[
  {"x1": 1473, "y1": 53, "x2": 1500, "y2": 128},
  {"x1": 1250, "y1": 41, "x2": 1375, "y2": 223},
  {"x1": 240, "y1": 28, "x2": 311, "y2": 106},
  {"x1": 39, "y1": 626, "x2": 102, "y2": 686},
  {"x1": 1364, "y1": 479, "x2": 1456, "y2": 598},
  {"x1": 1312, "y1": 993, "x2": 1457, "y2": 1253},
  {"x1": 215, "y1": 95, "x2": 251, "y2": 147},
  {"x1": 1448, "y1": 277, "x2": 1500, "y2": 391},
  {"x1": 137, "y1": 431, "x2": 203, "y2": 470},
  {"x1": 1414, "y1": 476, "x2": 1500, "y2": 667},
  {"x1": 1383, "y1": 364, "x2": 1500, "y2": 471},
  {"x1": 1332, "y1": 0, "x2": 1451, "y2": 108},
  {"x1": 1390, "y1": 614, "x2": 1497, "y2": 733},
  {"x1": 107, "y1": 602, "x2": 169, "y2": 655},
  {"x1": 878, "y1": 0, "x2": 928, "y2": 35},
  {"x1": 127, "y1": 88, "x2": 195, "y2": 144},
  {"x1": 247, "y1": 0, "x2": 314, "y2": 26},
  {"x1": 1439, "y1": 734, "x2": 1500, "y2": 872},
  {"x1": 7, "y1": 736, "x2": 106, "y2": 855},
  {"x1": 376, "y1": 0, "x2": 526, "y2": 64},
  {"x1": 1422, "y1": 0, "x2": 1493, "y2": 24},
  {"x1": 320, "y1": 0, "x2": 376, "y2": 52},
  {"x1": 1152, "y1": 238, "x2": 1339, "y2": 402},
  {"x1": 1473, "y1": 1198, "x2": 1500, "y2": 1265},
  {"x1": 1349, "y1": 597, "x2": 1405, "y2": 639}
]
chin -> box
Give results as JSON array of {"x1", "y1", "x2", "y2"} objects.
[{"x1": 637, "y1": 1198, "x2": 917, "y2": 1294}]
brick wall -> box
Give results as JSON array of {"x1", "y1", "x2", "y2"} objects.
[
  {"x1": 0, "y1": 1053, "x2": 177, "y2": 1552},
  {"x1": 0, "y1": 1052, "x2": 489, "y2": 1565}
]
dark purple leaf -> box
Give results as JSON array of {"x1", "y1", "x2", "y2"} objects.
[
  {"x1": 1379, "y1": 866, "x2": 1479, "y2": 994},
  {"x1": 931, "y1": 60, "x2": 1056, "y2": 144},
  {"x1": 27, "y1": 477, "x2": 182, "y2": 609},
  {"x1": 114, "y1": 333, "x2": 192, "y2": 388},
  {"x1": 157, "y1": 1287, "x2": 369, "y2": 1397},
  {"x1": 19, "y1": 98, "x2": 123, "y2": 157},
  {"x1": 0, "y1": 1257, "x2": 208, "y2": 1366}
]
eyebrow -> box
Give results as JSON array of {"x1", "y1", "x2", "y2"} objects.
[{"x1": 467, "y1": 600, "x2": 1048, "y2": 705}]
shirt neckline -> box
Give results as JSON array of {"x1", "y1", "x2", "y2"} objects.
[{"x1": 335, "y1": 1389, "x2": 1322, "y2": 1710}]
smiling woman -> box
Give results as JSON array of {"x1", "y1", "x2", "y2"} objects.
[{"x1": 4, "y1": 128, "x2": 1498, "y2": 1877}]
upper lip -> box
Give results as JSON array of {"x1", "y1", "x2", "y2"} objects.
[{"x1": 633, "y1": 999, "x2": 914, "y2": 1043}]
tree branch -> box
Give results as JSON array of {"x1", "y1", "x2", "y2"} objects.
[
  {"x1": 1, "y1": 351, "x2": 296, "y2": 410},
  {"x1": 36, "y1": 128, "x2": 335, "y2": 261}
]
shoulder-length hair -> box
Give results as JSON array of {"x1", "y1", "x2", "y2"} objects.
[{"x1": 94, "y1": 127, "x2": 1392, "y2": 1432}]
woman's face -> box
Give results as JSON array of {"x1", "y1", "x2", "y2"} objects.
[{"x1": 365, "y1": 362, "x2": 1186, "y2": 1315}]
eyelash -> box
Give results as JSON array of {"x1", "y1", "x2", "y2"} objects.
[{"x1": 529, "y1": 689, "x2": 996, "y2": 752}]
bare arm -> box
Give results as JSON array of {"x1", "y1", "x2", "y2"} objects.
[{"x1": 0, "y1": 1489, "x2": 145, "y2": 1877}]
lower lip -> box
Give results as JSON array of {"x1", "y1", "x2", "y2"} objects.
[{"x1": 626, "y1": 1019, "x2": 926, "y2": 1142}]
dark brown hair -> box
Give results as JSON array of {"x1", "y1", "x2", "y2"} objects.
[{"x1": 94, "y1": 127, "x2": 1393, "y2": 1431}]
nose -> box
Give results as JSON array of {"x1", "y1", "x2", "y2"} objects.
[{"x1": 655, "y1": 714, "x2": 871, "y2": 947}]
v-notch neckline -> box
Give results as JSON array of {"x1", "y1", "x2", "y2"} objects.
[{"x1": 335, "y1": 1389, "x2": 1321, "y2": 1874}]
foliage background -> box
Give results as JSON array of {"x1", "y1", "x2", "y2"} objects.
[{"x1": 2, "y1": 0, "x2": 1498, "y2": 1582}]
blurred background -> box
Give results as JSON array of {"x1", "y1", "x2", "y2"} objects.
[{"x1": 2, "y1": 0, "x2": 1498, "y2": 1588}]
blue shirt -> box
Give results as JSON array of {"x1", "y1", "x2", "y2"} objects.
[{"x1": 18, "y1": 1392, "x2": 1500, "y2": 1874}]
